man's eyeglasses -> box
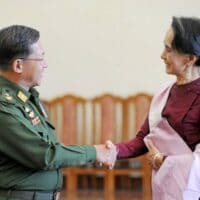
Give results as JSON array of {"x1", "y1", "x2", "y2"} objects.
[{"x1": 18, "y1": 58, "x2": 44, "y2": 62}]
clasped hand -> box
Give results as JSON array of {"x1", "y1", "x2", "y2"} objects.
[
  {"x1": 145, "y1": 139, "x2": 164, "y2": 170},
  {"x1": 94, "y1": 140, "x2": 117, "y2": 169}
]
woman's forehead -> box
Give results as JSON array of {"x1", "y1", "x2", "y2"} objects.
[{"x1": 164, "y1": 27, "x2": 174, "y2": 46}]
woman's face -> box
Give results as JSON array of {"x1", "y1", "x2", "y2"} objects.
[{"x1": 161, "y1": 27, "x2": 189, "y2": 76}]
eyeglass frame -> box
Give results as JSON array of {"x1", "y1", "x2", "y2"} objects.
[{"x1": 18, "y1": 57, "x2": 44, "y2": 62}]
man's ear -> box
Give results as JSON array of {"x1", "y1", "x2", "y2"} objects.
[{"x1": 11, "y1": 59, "x2": 23, "y2": 73}]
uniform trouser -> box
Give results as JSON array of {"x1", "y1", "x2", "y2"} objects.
[{"x1": 0, "y1": 190, "x2": 60, "y2": 200}]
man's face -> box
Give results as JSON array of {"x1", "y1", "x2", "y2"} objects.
[{"x1": 21, "y1": 40, "x2": 47, "y2": 88}]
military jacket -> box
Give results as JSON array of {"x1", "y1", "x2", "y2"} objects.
[{"x1": 0, "y1": 76, "x2": 96, "y2": 191}]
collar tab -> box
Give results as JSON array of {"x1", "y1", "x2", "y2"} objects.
[{"x1": 17, "y1": 91, "x2": 28, "y2": 103}]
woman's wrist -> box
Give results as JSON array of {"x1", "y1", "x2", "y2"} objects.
[{"x1": 152, "y1": 152, "x2": 164, "y2": 169}]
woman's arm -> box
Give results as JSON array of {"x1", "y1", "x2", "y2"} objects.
[{"x1": 116, "y1": 117, "x2": 150, "y2": 159}]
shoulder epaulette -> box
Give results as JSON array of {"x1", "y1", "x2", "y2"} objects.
[{"x1": 0, "y1": 88, "x2": 15, "y2": 104}]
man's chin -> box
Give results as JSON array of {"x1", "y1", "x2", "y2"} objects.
[{"x1": 32, "y1": 82, "x2": 41, "y2": 88}]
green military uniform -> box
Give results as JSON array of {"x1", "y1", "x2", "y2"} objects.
[{"x1": 0, "y1": 76, "x2": 96, "y2": 199}]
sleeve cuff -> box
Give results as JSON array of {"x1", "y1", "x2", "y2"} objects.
[{"x1": 84, "y1": 145, "x2": 96, "y2": 163}]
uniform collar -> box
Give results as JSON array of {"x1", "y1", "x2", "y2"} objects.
[
  {"x1": 0, "y1": 75, "x2": 33, "y2": 104},
  {"x1": 29, "y1": 87, "x2": 39, "y2": 99}
]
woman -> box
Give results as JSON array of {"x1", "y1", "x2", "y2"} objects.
[{"x1": 109, "y1": 17, "x2": 200, "y2": 199}]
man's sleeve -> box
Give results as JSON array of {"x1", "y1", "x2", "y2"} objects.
[{"x1": 0, "y1": 105, "x2": 96, "y2": 170}]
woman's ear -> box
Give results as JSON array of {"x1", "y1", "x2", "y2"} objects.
[
  {"x1": 187, "y1": 55, "x2": 198, "y2": 66},
  {"x1": 11, "y1": 59, "x2": 23, "y2": 73}
]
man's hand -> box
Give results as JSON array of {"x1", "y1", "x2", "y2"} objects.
[{"x1": 94, "y1": 142, "x2": 117, "y2": 169}]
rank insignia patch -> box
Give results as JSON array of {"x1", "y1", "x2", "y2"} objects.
[{"x1": 17, "y1": 91, "x2": 28, "y2": 103}]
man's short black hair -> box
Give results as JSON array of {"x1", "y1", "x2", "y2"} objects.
[{"x1": 0, "y1": 25, "x2": 40, "y2": 70}]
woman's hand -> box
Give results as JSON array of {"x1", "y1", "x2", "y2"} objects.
[{"x1": 145, "y1": 139, "x2": 165, "y2": 170}]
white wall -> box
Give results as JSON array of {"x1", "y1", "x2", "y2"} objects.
[{"x1": 0, "y1": 0, "x2": 200, "y2": 99}]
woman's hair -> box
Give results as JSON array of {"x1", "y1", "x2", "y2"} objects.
[
  {"x1": 171, "y1": 17, "x2": 200, "y2": 66},
  {"x1": 0, "y1": 25, "x2": 40, "y2": 70}
]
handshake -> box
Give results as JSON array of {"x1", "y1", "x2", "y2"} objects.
[{"x1": 94, "y1": 141, "x2": 118, "y2": 169}]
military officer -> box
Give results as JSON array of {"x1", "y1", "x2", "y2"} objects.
[{"x1": 0, "y1": 25, "x2": 117, "y2": 200}]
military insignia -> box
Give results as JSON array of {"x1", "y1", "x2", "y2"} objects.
[
  {"x1": 31, "y1": 116, "x2": 41, "y2": 125},
  {"x1": 4, "y1": 93, "x2": 13, "y2": 101},
  {"x1": 25, "y1": 106, "x2": 30, "y2": 113},
  {"x1": 29, "y1": 111, "x2": 35, "y2": 118},
  {"x1": 17, "y1": 91, "x2": 28, "y2": 103},
  {"x1": 23, "y1": 106, "x2": 38, "y2": 124}
]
